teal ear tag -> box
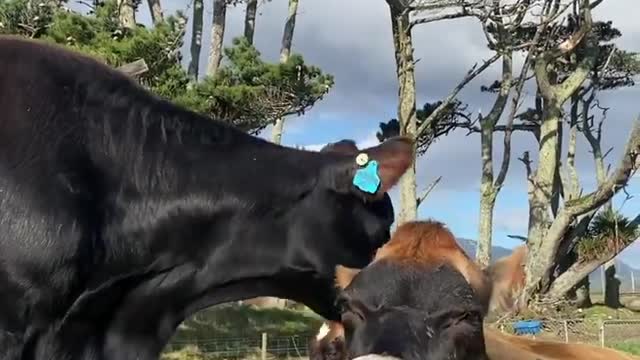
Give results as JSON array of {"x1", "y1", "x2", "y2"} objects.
[{"x1": 352, "y1": 160, "x2": 381, "y2": 194}]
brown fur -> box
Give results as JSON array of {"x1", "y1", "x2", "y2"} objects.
[
  {"x1": 373, "y1": 220, "x2": 493, "y2": 314},
  {"x1": 484, "y1": 327, "x2": 640, "y2": 360},
  {"x1": 486, "y1": 245, "x2": 527, "y2": 314},
  {"x1": 335, "y1": 265, "x2": 361, "y2": 291},
  {"x1": 316, "y1": 221, "x2": 633, "y2": 360},
  {"x1": 317, "y1": 220, "x2": 494, "y2": 360}
]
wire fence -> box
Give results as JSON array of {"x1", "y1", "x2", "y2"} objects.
[
  {"x1": 163, "y1": 333, "x2": 316, "y2": 360},
  {"x1": 162, "y1": 319, "x2": 640, "y2": 360},
  {"x1": 490, "y1": 319, "x2": 640, "y2": 348}
]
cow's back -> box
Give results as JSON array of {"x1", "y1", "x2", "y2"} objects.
[{"x1": 0, "y1": 37, "x2": 112, "y2": 344}]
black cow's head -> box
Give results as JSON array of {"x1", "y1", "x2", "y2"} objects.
[{"x1": 308, "y1": 138, "x2": 407, "y2": 268}]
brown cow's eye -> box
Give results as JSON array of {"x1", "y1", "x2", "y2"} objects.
[{"x1": 341, "y1": 310, "x2": 363, "y2": 329}]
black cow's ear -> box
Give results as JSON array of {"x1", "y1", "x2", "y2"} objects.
[{"x1": 322, "y1": 136, "x2": 414, "y2": 197}]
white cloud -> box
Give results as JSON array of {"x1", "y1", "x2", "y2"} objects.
[
  {"x1": 356, "y1": 133, "x2": 380, "y2": 149},
  {"x1": 295, "y1": 131, "x2": 380, "y2": 152},
  {"x1": 299, "y1": 143, "x2": 325, "y2": 151}
]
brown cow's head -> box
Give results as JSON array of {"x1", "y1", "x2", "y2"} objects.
[{"x1": 310, "y1": 221, "x2": 529, "y2": 360}]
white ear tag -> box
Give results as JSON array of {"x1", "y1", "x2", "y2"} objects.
[{"x1": 356, "y1": 153, "x2": 369, "y2": 166}]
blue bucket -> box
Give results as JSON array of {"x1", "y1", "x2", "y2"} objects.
[{"x1": 513, "y1": 320, "x2": 542, "y2": 335}]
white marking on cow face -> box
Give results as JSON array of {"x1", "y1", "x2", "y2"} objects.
[
  {"x1": 352, "y1": 355, "x2": 402, "y2": 360},
  {"x1": 316, "y1": 322, "x2": 331, "y2": 340}
]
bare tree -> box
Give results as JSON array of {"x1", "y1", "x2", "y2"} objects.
[
  {"x1": 207, "y1": 0, "x2": 228, "y2": 76},
  {"x1": 271, "y1": 0, "x2": 299, "y2": 145},
  {"x1": 545, "y1": 95, "x2": 640, "y2": 301},
  {"x1": 513, "y1": 0, "x2": 640, "y2": 306},
  {"x1": 147, "y1": 0, "x2": 163, "y2": 24},
  {"x1": 188, "y1": 0, "x2": 205, "y2": 79},
  {"x1": 116, "y1": 0, "x2": 136, "y2": 29},
  {"x1": 244, "y1": 0, "x2": 258, "y2": 44},
  {"x1": 383, "y1": 0, "x2": 501, "y2": 224},
  {"x1": 471, "y1": 0, "x2": 537, "y2": 266},
  {"x1": 385, "y1": 0, "x2": 419, "y2": 223}
]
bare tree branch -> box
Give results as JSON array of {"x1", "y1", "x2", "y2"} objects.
[
  {"x1": 508, "y1": 234, "x2": 528, "y2": 242},
  {"x1": 565, "y1": 118, "x2": 640, "y2": 216},
  {"x1": 416, "y1": 176, "x2": 442, "y2": 208},
  {"x1": 416, "y1": 53, "x2": 501, "y2": 137},
  {"x1": 116, "y1": 59, "x2": 149, "y2": 77},
  {"x1": 532, "y1": 118, "x2": 640, "y2": 286}
]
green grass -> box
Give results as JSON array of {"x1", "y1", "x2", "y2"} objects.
[
  {"x1": 611, "y1": 341, "x2": 640, "y2": 355},
  {"x1": 171, "y1": 304, "x2": 322, "y2": 342},
  {"x1": 164, "y1": 304, "x2": 322, "y2": 359},
  {"x1": 579, "y1": 304, "x2": 639, "y2": 320}
]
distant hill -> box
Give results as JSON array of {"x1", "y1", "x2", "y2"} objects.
[{"x1": 456, "y1": 238, "x2": 638, "y2": 293}]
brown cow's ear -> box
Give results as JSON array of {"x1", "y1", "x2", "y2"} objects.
[{"x1": 335, "y1": 265, "x2": 361, "y2": 290}]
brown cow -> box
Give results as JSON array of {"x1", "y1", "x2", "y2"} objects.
[
  {"x1": 311, "y1": 220, "x2": 637, "y2": 360},
  {"x1": 311, "y1": 220, "x2": 491, "y2": 360},
  {"x1": 484, "y1": 327, "x2": 640, "y2": 360}
]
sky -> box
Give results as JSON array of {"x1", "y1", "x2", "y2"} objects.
[{"x1": 91, "y1": 0, "x2": 640, "y2": 267}]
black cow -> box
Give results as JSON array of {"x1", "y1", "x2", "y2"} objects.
[{"x1": 0, "y1": 36, "x2": 413, "y2": 359}]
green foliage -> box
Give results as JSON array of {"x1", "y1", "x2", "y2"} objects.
[
  {"x1": 482, "y1": 19, "x2": 640, "y2": 105},
  {"x1": 0, "y1": 0, "x2": 333, "y2": 133},
  {"x1": 577, "y1": 209, "x2": 640, "y2": 262},
  {"x1": 0, "y1": 0, "x2": 189, "y2": 98},
  {"x1": 176, "y1": 37, "x2": 334, "y2": 134}
]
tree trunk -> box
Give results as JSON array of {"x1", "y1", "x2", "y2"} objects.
[
  {"x1": 117, "y1": 0, "x2": 136, "y2": 29},
  {"x1": 477, "y1": 145, "x2": 497, "y2": 267},
  {"x1": 522, "y1": 101, "x2": 562, "y2": 298},
  {"x1": 270, "y1": 0, "x2": 299, "y2": 145},
  {"x1": 477, "y1": 107, "x2": 496, "y2": 268},
  {"x1": 386, "y1": 1, "x2": 417, "y2": 224},
  {"x1": 188, "y1": 0, "x2": 204, "y2": 79},
  {"x1": 604, "y1": 259, "x2": 621, "y2": 308},
  {"x1": 546, "y1": 215, "x2": 638, "y2": 302},
  {"x1": 207, "y1": 0, "x2": 227, "y2": 77},
  {"x1": 279, "y1": 0, "x2": 299, "y2": 63},
  {"x1": 271, "y1": 119, "x2": 285, "y2": 144},
  {"x1": 244, "y1": 0, "x2": 258, "y2": 44},
  {"x1": 575, "y1": 276, "x2": 592, "y2": 308},
  {"x1": 476, "y1": 53, "x2": 513, "y2": 267},
  {"x1": 147, "y1": 0, "x2": 163, "y2": 24}
]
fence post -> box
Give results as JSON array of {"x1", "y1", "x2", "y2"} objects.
[
  {"x1": 632, "y1": 271, "x2": 636, "y2": 293},
  {"x1": 563, "y1": 320, "x2": 569, "y2": 343},
  {"x1": 600, "y1": 321, "x2": 605, "y2": 348},
  {"x1": 261, "y1": 332, "x2": 268, "y2": 360}
]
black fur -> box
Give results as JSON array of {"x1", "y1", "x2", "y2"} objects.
[{"x1": 0, "y1": 36, "x2": 403, "y2": 359}]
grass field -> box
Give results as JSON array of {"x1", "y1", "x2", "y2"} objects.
[
  {"x1": 611, "y1": 341, "x2": 640, "y2": 355},
  {"x1": 164, "y1": 301, "x2": 640, "y2": 359}
]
